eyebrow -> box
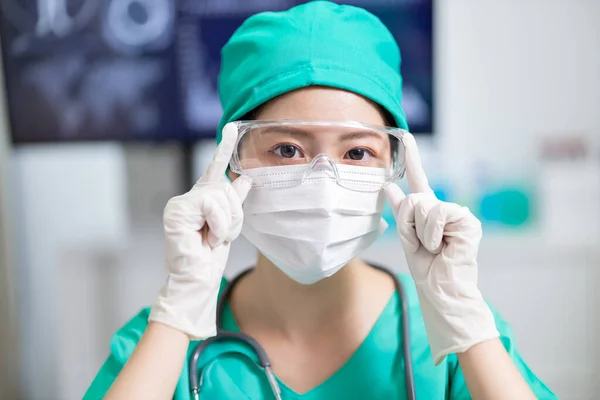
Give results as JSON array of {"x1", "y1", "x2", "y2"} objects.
[
  {"x1": 338, "y1": 131, "x2": 388, "y2": 142},
  {"x1": 260, "y1": 126, "x2": 316, "y2": 139},
  {"x1": 260, "y1": 126, "x2": 387, "y2": 142}
]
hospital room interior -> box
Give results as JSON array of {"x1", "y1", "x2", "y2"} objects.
[{"x1": 0, "y1": 0, "x2": 598, "y2": 399}]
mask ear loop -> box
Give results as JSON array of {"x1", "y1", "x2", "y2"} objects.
[{"x1": 301, "y1": 154, "x2": 340, "y2": 185}]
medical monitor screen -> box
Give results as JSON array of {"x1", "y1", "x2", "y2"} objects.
[{"x1": 1, "y1": 0, "x2": 433, "y2": 144}]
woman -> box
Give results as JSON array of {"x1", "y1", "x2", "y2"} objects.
[{"x1": 85, "y1": 2, "x2": 555, "y2": 399}]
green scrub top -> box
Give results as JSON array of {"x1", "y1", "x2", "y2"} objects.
[{"x1": 84, "y1": 274, "x2": 556, "y2": 399}]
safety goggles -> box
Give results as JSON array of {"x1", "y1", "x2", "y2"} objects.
[{"x1": 229, "y1": 120, "x2": 407, "y2": 192}]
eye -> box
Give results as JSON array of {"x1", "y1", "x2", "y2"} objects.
[
  {"x1": 273, "y1": 144, "x2": 302, "y2": 158},
  {"x1": 346, "y1": 148, "x2": 371, "y2": 161}
]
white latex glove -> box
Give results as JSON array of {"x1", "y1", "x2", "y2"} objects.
[
  {"x1": 384, "y1": 133, "x2": 499, "y2": 365},
  {"x1": 148, "y1": 123, "x2": 252, "y2": 340}
]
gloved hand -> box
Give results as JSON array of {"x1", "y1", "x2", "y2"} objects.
[
  {"x1": 149, "y1": 123, "x2": 252, "y2": 340},
  {"x1": 384, "y1": 132, "x2": 499, "y2": 365}
]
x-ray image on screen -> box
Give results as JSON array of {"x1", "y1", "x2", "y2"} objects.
[
  {"x1": 1, "y1": 0, "x2": 433, "y2": 144},
  {"x1": 1, "y1": 0, "x2": 182, "y2": 143}
]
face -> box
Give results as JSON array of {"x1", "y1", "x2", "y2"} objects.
[{"x1": 229, "y1": 87, "x2": 393, "y2": 178}]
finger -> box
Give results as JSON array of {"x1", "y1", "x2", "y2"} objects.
[
  {"x1": 383, "y1": 182, "x2": 406, "y2": 217},
  {"x1": 444, "y1": 204, "x2": 481, "y2": 237},
  {"x1": 397, "y1": 194, "x2": 422, "y2": 253},
  {"x1": 224, "y1": 183, "x2": 246, "y2": 242},
  {"x1": 163, "y1": 195, "x2": 205, "y2": 232},
  {"x1": 442, "y1": 206, "x2": 482, "y2": 268},
  {"x1": 225, "y1": 217, "x2": 243, "y2": 243},
  {"x1": 402, "y1": 132, "x2": 433, "y2": 194},
  {"x1": 231, "y1": 175, "x2": 253, "y2": 202},
  {"x1": 225, "y1": 208, "x2": 243, "y2": 243},
  {"x1": 415, "y1": 200, "x2": 445, "y2": 254},
  {"x1": 201, "y1": 196, "x2": 231, "y2": 247},
  {"x1": 201, "y1": 122, "x2": 238, "y2": 183}
]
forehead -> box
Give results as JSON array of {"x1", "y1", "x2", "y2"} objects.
[{"x1": 255, "y1": 86, "x2": 387, "y2": 126}]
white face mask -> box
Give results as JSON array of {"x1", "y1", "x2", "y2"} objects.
[{"x1": 241, "y1": 164, "x2": 388, "y2": 285}]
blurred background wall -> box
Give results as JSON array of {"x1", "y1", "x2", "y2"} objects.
[
  {"x1": 0, "y1": 49, "x2": 20, "y2": 399},
  {"x1": 0, "y1": 0, "x2": 598, "y2": 399}
]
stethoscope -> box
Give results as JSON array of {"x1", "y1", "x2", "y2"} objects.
[{"x1": 189, "y1": 265, "x2": 416, "y2": 400}]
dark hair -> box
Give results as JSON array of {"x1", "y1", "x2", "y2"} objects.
[
  {"x1": 240, "y1": 107, "x2": 261, "y2": 121},
  {"x1": 379, "y1": 108, "x2": 396, "y2": 128}
]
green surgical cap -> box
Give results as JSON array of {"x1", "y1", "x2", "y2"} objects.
[{"x1": 217, "y1": 1, "x2": 408, "y2": 143}]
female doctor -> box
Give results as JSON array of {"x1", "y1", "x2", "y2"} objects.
[{"x1": 85, "y1": 2, "x2": 555, "y2": 399}]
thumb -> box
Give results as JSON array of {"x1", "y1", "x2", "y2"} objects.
[
  {"x1": 231, "y1": 175, "x2": 253, "y2": 201},
  {"x1": 383, "y1": 182, "x2": 406, "y2": 217}
]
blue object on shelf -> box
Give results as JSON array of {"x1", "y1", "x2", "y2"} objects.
[{"x1": 479, "y1": 187, "x2": 531, "y2": 227}]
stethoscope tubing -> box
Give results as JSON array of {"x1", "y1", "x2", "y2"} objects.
[{"x1": 189, "y1": 265, "x2": 415, "y2": 400}]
